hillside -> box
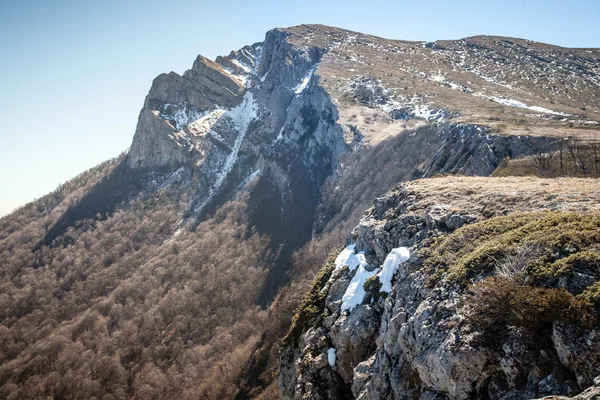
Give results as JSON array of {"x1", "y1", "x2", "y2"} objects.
[{"x1": 0, "y1": 24, "x2": 599, "y2": 400}]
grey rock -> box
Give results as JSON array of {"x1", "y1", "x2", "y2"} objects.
[
  {"x1": 552, "y1": 325, "x2": 600, "y2": 389},
  {"x1": 330, "y1": 305, "x2": 380, "y2": 384},
  {"x1": 352, "y1": 355, "x2": 376, "y2": 398},
  {"x1": 279, "y1": 175, "x2": 600, "y2": 400}
]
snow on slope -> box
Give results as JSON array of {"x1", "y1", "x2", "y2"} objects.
[
  {"x1": 378, "y1": 247, "x2": 410, "y2": 293},
  {"x1": 340, "y1": 252, "x2": 376, "y2": 312},
  {"x1": 194, "y1": 92, "x2": 258, "y2": 213},
  {"x1": 293, "y1": 65, "x2": 319, "y2": 94},
  {"x1": 334, "y1": 244, "x2": 362, "y2": 272}
]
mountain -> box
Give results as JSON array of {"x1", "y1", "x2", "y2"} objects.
[{"x1": 0, "y1": 24, "x2": 599, "y2": 400}]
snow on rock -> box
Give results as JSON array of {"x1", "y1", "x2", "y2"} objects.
[
  {"x1": 187, "y1": 109, "x2": 226, "y2": 136},
  {"x1": 159, "y1": 103, "x2": 204, "y2": 131},
  {"x1": 327, "y1": 348, "x2": 336, "y2": 366},
  {"x1": 230, "y1": 58, "x2": 251, "y2": 73},
  {"x1": 237, "y1": 169, "x2": 261, "y2": 189},
  {"x1": 341, "y1": 253, "x2": 376, "y2": 312},
  {"x1": 344, "y1": 76, "x2": 455, "y2": 122},
  {"x1": 227, "y1": 92, "x2": 259, "y2": 131},
  {"x1": 212, "y1": 92, "x2": 257, "y2": 182},
  {"x1": 275, "y1": 124, "x2": 285, "y2": 142},
  {"x1": 413, "y1": 105, "x2": 446, "y2": 121},
  {"x1": 193, "y1": 92, "x2": 258, "y2": 213},
  {"x1": 378, "y1": 247, "x2": 410, "y2": 293},
  {"x1": 293, "y1": 65, "x2": 318, "y2": 94},
  {"x1": 334, "y1": 244, "x2": 362, "y2": 272},
  {"x1": 158, "y1": 166, "x2": 188, "y2": 190}
]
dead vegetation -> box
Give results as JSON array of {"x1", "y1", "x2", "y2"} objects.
[
  {"x1": 495, "y1": 137, "x2": 600, "y2": 178},
  {"x1": 401, "y1": 176, "x2": 600, "y2": 218}
]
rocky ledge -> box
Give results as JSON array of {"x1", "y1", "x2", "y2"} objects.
[{"x1": 279, "y1": 176, "x2": 600, "y2": 400}]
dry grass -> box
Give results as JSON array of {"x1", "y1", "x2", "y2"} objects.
[
  {"x1": 403, "y1": 176, "x2": 600, "y2": 217},
  {"x1": 491, "y1": 157, "x2": 538, "y2": 177},
  {"x1": 336, "y1": 104, "x2": 426, "y2": 145},
  {"x1": 282, "y1": 24, "x2": 600, "y2": 140}
]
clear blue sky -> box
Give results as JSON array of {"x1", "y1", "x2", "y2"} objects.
[{"x1": 1, "y1": 0, "x2": 599, "y2": 217}]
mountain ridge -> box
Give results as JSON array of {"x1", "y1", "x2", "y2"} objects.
[{"x1": 0, "y1": 24, "x2": 599, "y2": 400}]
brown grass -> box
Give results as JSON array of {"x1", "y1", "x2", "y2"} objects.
[
  {"x1": 284, "y1": 25, "x2": 600, "y2": 140},
  {"x1": 402, "y1": 176, "x2": 600, "y2": 218}
]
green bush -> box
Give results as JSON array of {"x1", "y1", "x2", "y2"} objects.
[
  {"x1": 423, "y1": 212, "x2": 600, "y2": 286},
  {"x1": 579, "y1": 281, "x2": 600, "y2": 313},
  {"x1": 281, "y1": 251, "x2": 338, "y2": 347}
]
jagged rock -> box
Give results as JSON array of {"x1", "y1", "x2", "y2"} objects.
[
  {"x1": 117, "y1": 25, "x2": 600, "y2": 399},
  {"x1": 499, "y1": 329, "x2": 536, "y2": 387},
  {"x1": 445, "y1": 213, "x2": 477, "y2": 230},
  {"x1": 127, "y1": 53, "x2": 249, "y2": 170},
  {"x1": 280, "y1": 177, "x2": 600, "y2": 400},
  {"x1": 398, "y1": 294, "x2": 490, "y2": 400},
  {"x1": 5, "y1": 23, "x2": 600, "y2": 400},
  {"x1": 352, "y1": 356, "x2": 376, "y2": 398},
  {"x1": 326, "y1": 269, "x2": 351, "y2": 314},
  {"x1": 330, "y1": 305, "x2": 380, "y2": 384},
  {"x1": 552, "y1": 325, "x2": 600, "y2": 389},
  {"x1": 535, "y1": 376, "x2": 600, "y2": 399}
]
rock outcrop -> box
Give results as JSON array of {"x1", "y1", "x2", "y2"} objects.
[
  {"x1": 279, "y1": 177, "x2": 600, "y2": 400},
  {"x1": 127, "y1": 52, "x2": 249, "y2": 170},
  {"x1": 125, "y1": 28, "x2": 343, "y2": 217}
]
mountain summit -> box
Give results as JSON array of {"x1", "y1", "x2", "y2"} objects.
[{"x1": 1, "y1": 24, "x2": 599, "y2": 400}]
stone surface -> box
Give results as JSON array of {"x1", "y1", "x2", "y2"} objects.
[{"x1": 279, "y1": 177, "x2": 600, "y2": 400}]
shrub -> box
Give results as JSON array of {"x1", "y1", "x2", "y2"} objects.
[
  {"x1": 462, "y1": 276, "x2": 596, "y2": 347},
  {"x1": 423, "y1": 212, "x2": 600, "y2": 286},
  {"x1": 363, "y1": 275, "x2": 383, "y2": 304},
  {"x1": 281, "y1": 251, "x2": 338, "y2": 347},
  {"x1": 579, "y1": 281, "x2": 600, "y2": 313}
]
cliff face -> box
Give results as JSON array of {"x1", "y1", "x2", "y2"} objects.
[
  {"x1": 125, "y1": 29, "x2": 344, "y2": 224},
  {"x1": 278, "y1": 177, "x2": 600, "y2": 400},
  {"x1": 124, "y1": 24, "x2": 592, "y2": 224}
]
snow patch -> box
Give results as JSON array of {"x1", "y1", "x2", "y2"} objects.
[
  {"x1": 187, "y1": 109, "x2": 226, "y2": 137},
  {"x1": 327, "y1": 348, "x2": 336, "y2": 366},
  {"x1": 341, "y1": 253, "x2": 376, "y2": 312},
  {"x1": 241, "y1": 169, "x2": 261, "y2": 186},
  {"x1": 227, "y1": 91, "x2": 258, "y2": 131},
  {"x1": 160, "y1": 103, "x2": 204, "y2": 131},
  {"x1": 293, "y1": 64, "x2": 318, "y2": 94},
  {"x1": 378, "y1": 247, "x2": 410, "y2": 293},
  {"x1": 230, "y1": 58, "x2": 251, "y2": 73},
  {"x1": 477, "y1": 94, "x2": 571, "y2": 116},
  {"x1": 334, "y1": 244, "x2": 361, "y2": 271},
  {"x1": 346, "y1": 77, "x2": 454, "y2": 122},
  {"x1": 158, "y1": 166, "x2": 188, "y2": 190},
  {"x1": 275, "y1": 124, "x2": 285, "y2": 142},
  {"x1": 193, "y1": 92, "x2": 258, "y2": 213},
  {"x1": 413, "y1": 105, "x2": 446, "y2": 121}
]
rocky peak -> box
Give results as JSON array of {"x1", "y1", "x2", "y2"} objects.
[
  {"x1": 125, "y1": 25, "x2": 348, "y2": 224},
  {"x1": 126, "y1": 48, "x2": 253, "y2": 170}
]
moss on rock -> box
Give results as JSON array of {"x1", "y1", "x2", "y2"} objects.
[
  {"x1": 281, "y1": 251, "x2": 338, "y2": 347},
  {"x1": 423, "y1": 212, "x2": 600, "y2": 288}
]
